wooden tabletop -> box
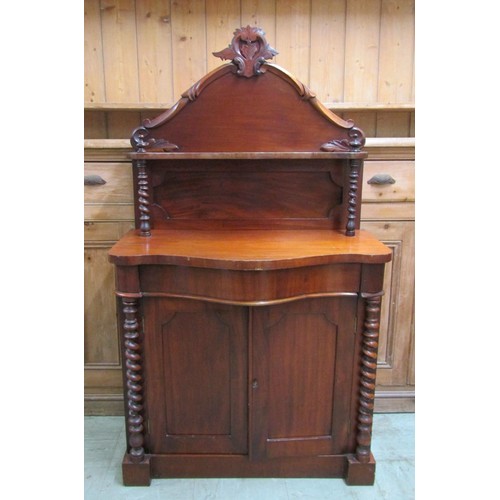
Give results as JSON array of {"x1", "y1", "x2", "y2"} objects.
[{"x1": 109, "y1": 229, "x2": 391, "y2": 270}]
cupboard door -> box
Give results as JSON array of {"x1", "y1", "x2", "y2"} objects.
[
  {"x1": 84, "y1": 245, "x2": 123, "y2": 413},
  {"x1": 143, "y1": 298, "x2": 248, "y2": 454},
  {"x1": 251, "y1": 297, "x2": 358, "y2": 459}
]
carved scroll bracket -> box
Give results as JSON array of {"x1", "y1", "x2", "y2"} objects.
[
  {"x1": 320, "y1": 126, "x2": 366, "y2": 153},
  {"x1": 131, "y1": 126, "x2": 179, "y2": 153},
  {"x1": 213, "y1": 26, "x2": 278, "y2": 78}
]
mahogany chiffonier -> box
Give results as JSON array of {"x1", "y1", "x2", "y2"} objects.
[{"x1": 108, "y1": 26, "x2": 391, "y2": 486}]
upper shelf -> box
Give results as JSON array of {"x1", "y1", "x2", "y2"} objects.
[
  {"x1": 84, "y1": 137, "x2": 415, "y2": 162},
  {"x1": 84, "y1": 137, "x2": 415, "y2": 148},
  {"x1": 128, "y1": 151, "x2": 368, "y2": 160}
]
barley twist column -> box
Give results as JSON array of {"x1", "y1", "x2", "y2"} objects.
[
  {"x1": 346, "y1": 158, "x2": 361, "y2": 236},
  {"x1": 122, "y1": 297, "x2": 145, "y2": 463},
  {"x1": 136, "y1": 159, "x2": 151, "y2": 237},
  {"x1": 356, "y1": 292, "x2": 383, "y2": 463}
]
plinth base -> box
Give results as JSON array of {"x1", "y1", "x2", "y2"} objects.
[
  {"x1": 122, "y1": 453, "x2": 152, "y2": 486},
  {"x1": 120, "y1": 451, "x2": 378, "y2": 486},
  {"x1": 344, "y1": 453, "x2": 376, "y2": 485}
]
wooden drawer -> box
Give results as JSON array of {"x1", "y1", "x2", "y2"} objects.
[
  {"x1": 85, "y1": 220, "x2": 135, "y2": 242},
  {"x1": 85, "y1": 162, "x2": 134, "y2": 220},
  {"x1": 362, "y1": 161, "x2": 414, "y2": 203},
  {"x1": 84, "y1": 162, "x2": 133, "y2": 203},
  {"x1": 85, "y1": 220, "x2": 134, "y2": 415},
  {"x1": 138, "y1": 263, "x2": 362, "y2": 304},
  {"x1": 361, "y1": 202, "x2": 414, "y2": 221}
]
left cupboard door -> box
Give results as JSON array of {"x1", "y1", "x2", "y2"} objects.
[{"x1": 142, "y1": 298, "x2": 249, "y2": 455}]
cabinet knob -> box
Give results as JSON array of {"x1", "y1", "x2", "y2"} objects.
[
  {"x1": 84, "y1": 174, "x2": 106, "y2": 186},
  {"x1": 367, "y1": 174, "x2": 396, "y2": 185},
  {"x1": 252, "y1": 379, "x2": 259, "y2": 390}
]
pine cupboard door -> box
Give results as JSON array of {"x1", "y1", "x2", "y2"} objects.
[
  {"x1": 250, "y1": 297, "x2": 358, "y2": 460},
  {"x1": 142, "y1": 298, "x2": 248, "y2": 454}
]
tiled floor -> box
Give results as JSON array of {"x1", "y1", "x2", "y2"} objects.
[{"x1": 84, "y1": 413, "x2": 414, "y2": 499}]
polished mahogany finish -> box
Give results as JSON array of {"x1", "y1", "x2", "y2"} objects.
[
  {"x1": 109, "y1": 229, "x2": 391, "y2": 269},
  {"x1": 132, "y1": 158, "x2": 365, "y2": 232},
  {"x1": 109, "y1": 26, "x2": 391, "y2": 486}
]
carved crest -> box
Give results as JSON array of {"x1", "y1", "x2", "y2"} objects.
[
  {"x1": 213, "y1": 26, "x2": 278, "y2": 78},
  {"x1": 129, "y1": 26, "x2": 365, "y2": 154}
]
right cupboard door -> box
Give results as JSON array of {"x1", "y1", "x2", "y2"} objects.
[{"x1": 251, "y1": 296, "x2": 359, "y2": 459}]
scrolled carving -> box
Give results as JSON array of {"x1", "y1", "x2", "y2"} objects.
[
  {"x1": 320, "y1": 139, "x2": 352, "y2": 152},
  {"x1": 348, "y1": 127, "x2": 366, "y2": 151},
  {"x1": 122, "y1": 297, "x2": 146, "y2": 463},
  {"x1": 183, "y1": 81, "x2": 201, "y2": 102},
  {"x1": 130, "y1": 126, "x2": 179, "y2": 153},
  {"x1": 300, "y1": 85, "x2": 316, "y2": 101},
  {"x1": 213, "y1": 25, "x2": 278, "y2": 78},
  {"x1": 356, "y1": 292, "x2": 383, "y2": 464},
  {"x1": 130, "y1": 127, "x2": 150, "y2": 152},
  {"x1": 320, "y1": 126, "x2": 366, "y2": 153}
]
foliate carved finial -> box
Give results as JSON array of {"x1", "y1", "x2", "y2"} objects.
[{"x1": 213, "y1": 25, "x2": 278, "y2": 78}]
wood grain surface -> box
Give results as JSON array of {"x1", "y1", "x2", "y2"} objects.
[{"x1": 109, "y1": 229, "x2": 392, "y2": 269}]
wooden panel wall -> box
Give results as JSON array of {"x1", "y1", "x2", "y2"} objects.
[{"x1": 84, "y1": 0, "x2": 415, "y2": 106}]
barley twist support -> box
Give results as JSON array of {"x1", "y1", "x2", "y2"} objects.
[
  {"x1": 346, "y1": 159, "x2": 361, "y2": 236},
  {"x1": 136, "y1": 160, "x2": 151, "y2": 237},
  {"x1": 356, "y1": 292, "x2": 383, "y2": 463},
  {"x1": 122, "y1": 297, "x2": 145, "y2": 463}
]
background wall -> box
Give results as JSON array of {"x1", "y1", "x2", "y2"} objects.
[{"x1": 84, "y1": 0, "x2": 415, "y2": 138}]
